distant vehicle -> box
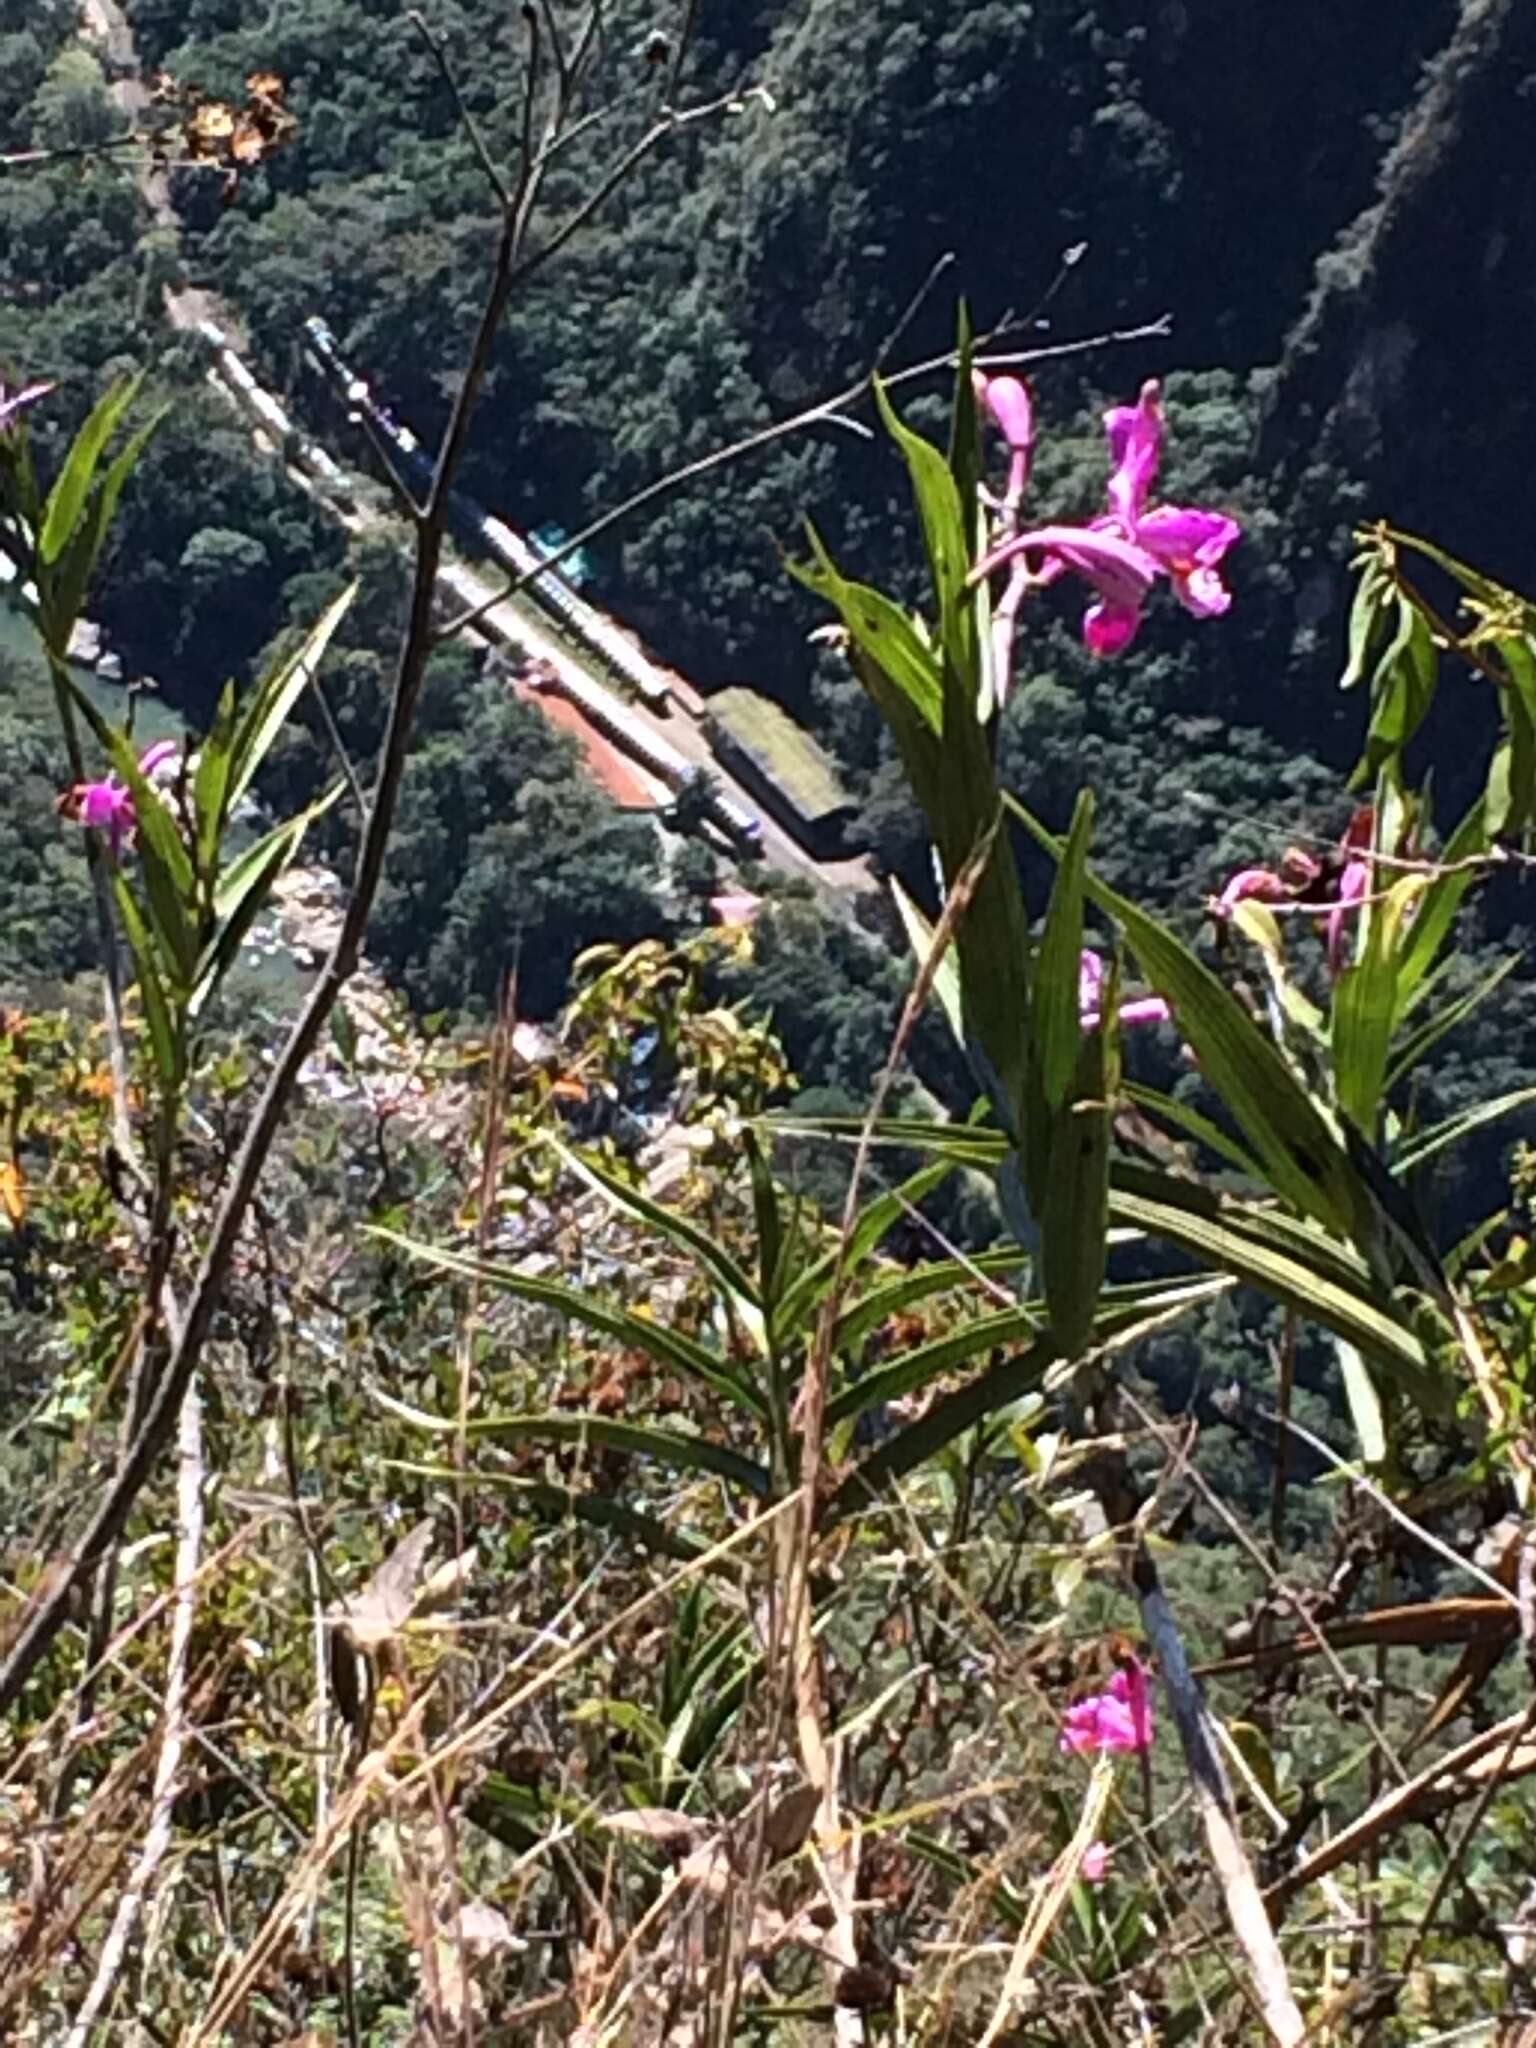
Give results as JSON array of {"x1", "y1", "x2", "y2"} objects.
[{"x1": 704, "y1": 688, "x2": 853, "y2": 860}]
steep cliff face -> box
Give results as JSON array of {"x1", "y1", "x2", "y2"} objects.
[{"x1": 1266, "y1": 0, "x2": 1536, "y2": 605}]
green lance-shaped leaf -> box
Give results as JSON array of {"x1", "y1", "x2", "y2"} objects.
[
  {"x1": 369, "y1": 1383, "x2": 771, "y2": 1497},
  {"x1": 1106, "y1": 1163, "x2": 1442, "y2": 1405},
  {"x1": 1353, "y1": 596, "x2": 1436, "y2": 789},
  {"x1": 1340, "y1": 550, "x2": 1394, "y2": 690},
  {"x1": 383, "y1": 1462, "x2": 709, "y2": 1561},
  {"x1": 1122, "y1": 1081, "x2": 1266, "y2": 1181},
  {"x1": 742, "y1": 1127, "x2": 787, "y2": 1317},
  {"x1": 872, "y1": 372, "x2": 975, "y2": 683},
  {"x1": 832, "y1": 1246, "x2": 1029, "y2": 1354},
  {"x1": 1008, "y1": 792, "x2": 1375, "y2": 1248},
  {"x1": 830, "y1": 1279, "x2": 1220, "y2": 1516},
  {"x1": 827, "y1": 1304, "x2": 1044, "y2": 1427},
  {"x1": 890, "y1": 877, "x2": 964, "y2": 1050},
  {"x1": 112, "y1": 871, "x2": 182, "y2": 1088},
  {"x1": 1337, "y1": 1337, "x2": 1387, "y2": 1466},
  {"x1": 1332, "y1": 870, "x2": 1428, "y2": 1133},
  {"x1": 369, "y1": 1225, "x2": 764, "y2": 1415},
  {"x1": 771, "y1": 1112, "x2": 1006, "y2": 1171},
  {"x1": 1039, "y1": 1024, "x2": 1113, "y2": 1355},
  {"x1": 194, "y1": 783, "x2": 343, "y2": 1009},
  {"x1": 551, "y1": 1138, "x2": 767, "y2": 1352},
  {"x1": 1392, "y1": 1086, "x2": 1536, "y2": 1179},
  {"x1": 787, "y1": 531, "x2": 942, "y2": 737},
  {"x1": 775, "y1": 1156, "x2": 955, "y2": 1344},
  {"x1": 37, "y1": 375, "x2": 141, "y2": 567},
  {"x1": 1031, "y1": 791, "x2": 1093, "y2": 1123},
  {"x1": 827, "y1": 1273, "x2": 1207, "y2": 1428},
  {"x1": 1393, "y1": 798, "x2": 1489, "y2": 1009},
  {"x1": 47, "y1": 408, "x2": 166, "y2": 651},
  {"x1": 193, "y1": 683, "x2": 238, "y2": 885},
  {"x1": 1386, "y1": 948, "x2": 1520, "y2": 1095},
  {"x1": 850, "y1": 372, "x2": 1034, "y2": 1126},
  {"x1": 227, "y1": 583, "x2": 356, "y2": 809},
  {"x1": 1495, "y1": 633, "x2": 1536, "y2": 842}
]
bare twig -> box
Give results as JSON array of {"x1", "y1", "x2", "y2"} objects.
[{"x1": 432, "y1": 313, "x2": 1175, "y2": 646}]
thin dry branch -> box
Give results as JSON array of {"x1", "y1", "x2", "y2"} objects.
[{"x1": 1272, "y1": 1707, "x2": 1536, "y2": 1904}]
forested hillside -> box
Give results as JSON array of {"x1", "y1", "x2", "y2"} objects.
[
  {"x1": 6, "y1": 4, "x2": 1536, "y2": 2039},
  {"x1": 6, "y1": 0, "x2": 1533, "y2": 1043}
]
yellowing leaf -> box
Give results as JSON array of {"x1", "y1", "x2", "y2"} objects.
[{"x1": 0, "y1": 1160, "x2": 24, "y2": 1225}]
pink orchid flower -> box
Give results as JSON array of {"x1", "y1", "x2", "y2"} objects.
[
  {"x1": 0, "y1": 380, "x2": 53, "y2": 433},
  {"x1": 1211, "y1": 866, "x2": 1289, "y2": 921},
  {"x1": 1060, "y1": 1658, "x2": 1154, "y2": 1757},
  {"x1": 63, "y1": 740, "x2": 179, "y2": 859},
  {"x1": 1103, "y1": 382, "x2": 1241, "y2": 623},
  {"x1": 974, "y1": 380, "x2": 1240, "y2": 658},
  {"x1": 1080, "y1": 1840, "x2": 1112, "y2": 1884},
  {"x1": 1079, "y1": 948, "x2": 1171, "y2": 1033}
]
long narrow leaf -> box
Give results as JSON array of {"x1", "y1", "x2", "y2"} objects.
[
  {"x1": 1385, "y1": 951, "x2": 1522, "y2": 1093},
  {"x1": 1008, "y1": 792, "x2": 1373, "y2": 1244},
  {"x1": 776, "y1": 1156, "x2": 955, "y2": 1342},
  {"x1": 38, "y1": 376, "x2": 139, "y2": 565},
  {"x1": 1393, "y1": 1087, "x2": 1536, "y2": 1178},
  {"x1": 113, "y1": 874, "x2": 181, "y2": 1087},
  {"x1": 369, "y1": 1385, "x2": 771, "y2": 1497},
  {"x1": 227, "y1": 583, "x2": 356, "y2": 806},
  {"x1": 370, "y1": 1226, "x2": 763, "y2": 1414},
  {"x1": 1107, "y1": 1170, "x2": 1439, "y2": 1401},
  {"x1": 831, "y1": 1284, "x2": 1216, "y2": 1515},
  {"x1": 553, "y1": 1139, "x2": 766, "y2": 1347},
  {"x1": 384, "y1": 1461, "x2": 708, "y2": 1559}
]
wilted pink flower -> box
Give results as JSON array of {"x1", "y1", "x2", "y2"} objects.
[
  {"x1": 61, "y1": 740, "x2": 178, "y2": 859},
  {"x1": 1211, "y1": 866, "x2": 1288, "y2": 921},
  {"x1": 1080, "y1": 1840, "x2": 1112, "y2": 1883},
  {"x1": 0, "y1": 380, "x2": 53, "y2": 433},
  {"x1": 1326, "y1": 857, "x2": 1371, "y2": 976},
  {"x1": 1079, "y1": 948, "x2": 1171, "y2": 1034},
  {"x1": 1060, "y1": 1659, "x2": 1154, "y2": 1757}
]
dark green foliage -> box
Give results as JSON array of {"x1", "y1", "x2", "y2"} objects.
[{"x1": 0, "y1": 652, "x2": 95, "y2": 995}]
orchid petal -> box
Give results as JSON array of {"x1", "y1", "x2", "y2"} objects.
[
  {"x1": 1105, "y1": 380, "x2": 1162, "y2": 528},
  {"x1": 1135, "y1": 505, "x2": 1241, "y2": 566},
  {"x1": 1083, "y1": 599, "x2": 1142, "y2": 657},
  {"x1": 1327, "y1": 858, "x2": 1372, "y2": 976},
  {"x1": 0, "y1": 381, "x2": 54, "y2": 433}
]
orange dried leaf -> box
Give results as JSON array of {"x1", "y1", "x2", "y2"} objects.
[{"x1": 0, "y1": 1160, "x2": 25, "y2": 1225}]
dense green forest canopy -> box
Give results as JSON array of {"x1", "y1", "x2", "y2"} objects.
[{"x1": 3, "y1": 0, "x2": 1535, "y2": 1096}]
